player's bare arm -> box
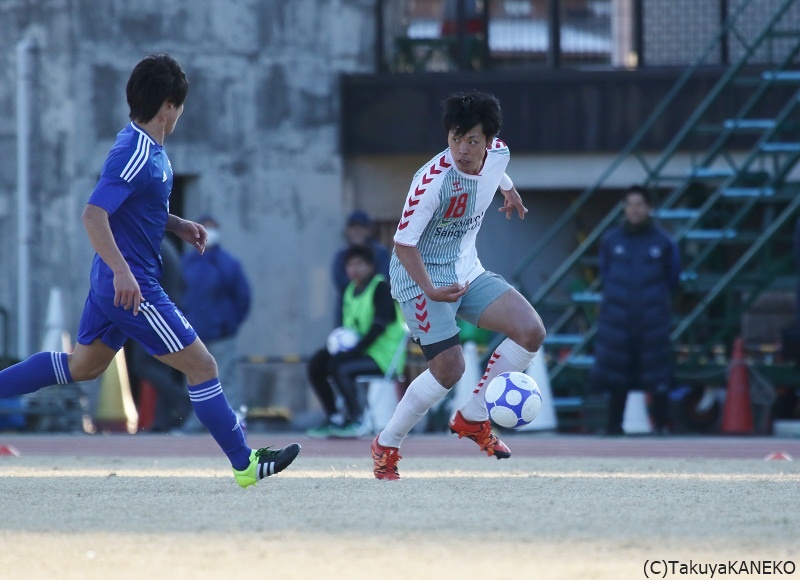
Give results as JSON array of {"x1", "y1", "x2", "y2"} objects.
[
  {"x1": 82, "y1": 203, "x2": 142, "y2": 315},
  {"x1": 167, "y1": 214, "x2": 207, "y2": 254},
  {"x1": 498, "y1": 185, "x2": 527, "y2": 220},
  {"x1": 394, "y1": 243, "x2": 469, "y2": 302}
]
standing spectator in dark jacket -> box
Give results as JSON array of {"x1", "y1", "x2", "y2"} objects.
[
  {"x1": 784, "y1": 216, "x2": 800, "y2": 369},
  {"x1": 181, "y1": 215, "x2": 252, "y2": 430},
  {"x1": 592, "y1": 186, "x2": 681, "y2": 435},
  {"x1": 793, "y1": 216, "x2": 800, "y2": 328},
  {"x1": 331, "y1": 210, "x2": 391, "y2": 325}
]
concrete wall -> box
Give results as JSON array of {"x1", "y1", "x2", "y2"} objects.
[{"x1": 0, "y1": 0, "x2": 376, "y2": 363}]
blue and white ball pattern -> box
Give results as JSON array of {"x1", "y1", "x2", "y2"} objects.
[
  {"x1": 326, "y1": 327, "x2": 360, "y2": 354},
  {"x1": 484, "y1": 371, "x2": 542, "y2": 429}
]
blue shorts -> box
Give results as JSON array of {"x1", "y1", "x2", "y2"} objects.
[
  {"x1": 77, "y1": 287, "x2": 197, "y2": 356},
  {"x1": 398, "y1": 271, "x2": 512, "y2": 347}
]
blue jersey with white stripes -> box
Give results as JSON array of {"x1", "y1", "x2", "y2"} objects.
[{"x1": 87, "y1": 122, "x2": 173, "y2": 297}]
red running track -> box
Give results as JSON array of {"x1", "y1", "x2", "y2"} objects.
[{"x1": 0, "y1": 432, "x2": 799, "y2": 460}]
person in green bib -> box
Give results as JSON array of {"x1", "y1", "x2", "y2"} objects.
[{"x1": 307, "y1": 245, "x2": 408, "y2": 438}]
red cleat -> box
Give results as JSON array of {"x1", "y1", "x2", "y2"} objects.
[
  {"x1": 371, "y1": 435, "x2": 402, "y2": 480},
  {"x1": 449, "y1": 410, "x2": 511, "y2": 459}
]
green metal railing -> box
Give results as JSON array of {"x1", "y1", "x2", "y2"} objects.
[
  {"x1": 515, "y1": 0, "x2": 799, "y2": 303},
  {"x1": 511, "y1": 0, "x2": 800, "y2": 382}
]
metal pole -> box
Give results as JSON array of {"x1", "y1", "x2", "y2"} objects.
[
  {"x1": 634, "y1": 0, "x2": 644, "y2": 67},
  {"x1": 480, "y1": 0, "x2": 490, "y2": 69},
  {"x1": 375, "y1": 0, "x2": 386, "y2": 72},
  {"x1": 16, "y1": 33, "x2": 35, "y2": 359},
  {"x1": 456, "y1": 0, "x2": 468, "y2": 71},
  {"x1": 720, "y1": 0, "x2": 729, "y2": 65},
  {"x1": 547, "y1": 0, "x2": 561, "y2": 68}
]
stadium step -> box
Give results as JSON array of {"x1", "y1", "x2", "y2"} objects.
[
  {"x1": 544, "y1": 334, "x2": 584, "y2": 347},
  {"x1": 653, "y1": 208, "x2": 700, "y2": 219},
  {"x1": 689, "y1": 167, "x2": 736, "y2": 179},
  {"x1": 566, "y1": 354, "x2": 595, "y2": 368},
  {"x1": 721, "y1": 187, "x2": 775, "y2": 198},
  {"x1": 723, "y1": 119, "x2": 776, "y2": 131},
  {"x1": 684, "y1": 229, "x2": 738, "y2": 240},
  {"x1": 761, "y1": 142, "x2": 800, "y2": 153},
  {"x1": 762, "y1": 70, "x2": 800, "y2": 83},
  {"x1": 571, "y1": 291, "x2": 602, "y2": 303}
]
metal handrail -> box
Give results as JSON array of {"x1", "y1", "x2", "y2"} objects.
[
  {"x1": 672, "y1": 194, "x2": 800, "y2": 341},
  {"x1": 513, "y1": 0, "x2": 799, "y2": 306}
]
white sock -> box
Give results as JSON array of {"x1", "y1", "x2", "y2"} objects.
[
  {"x1": 379, "y1": 369, "x2": 449, "y2": 448},
  {"x1": 459, "y1": 338, "x2": 536, "y2": 422}
]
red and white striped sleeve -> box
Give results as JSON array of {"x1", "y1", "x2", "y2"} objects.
[{"x1": 393, "y1": 153, "x2": 452, "y2": 247}]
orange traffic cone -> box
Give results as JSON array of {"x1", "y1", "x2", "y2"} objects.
[
  {"x1": 721, "y1": 337, "x2": 754, "y2": 434},
  {"x1": 93, "y1": 350, "x2": 138, "y2": 434}
]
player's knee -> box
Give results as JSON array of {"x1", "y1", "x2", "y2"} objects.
[
  {"x1": 186, "y1": 371, "x2": 214, "y2": 385},
  {"x1": 434, "y1": 367, "x2": 464, "y2": 389},
  {"x1": 188, "y1": 356, "x2": 218, "y2": 384},
  {"x1": 68, "y1": 359, "x2": 108, "y2": 382},
  {"x1": 516, "y1": 319, "x2": 546, "y2": 353},
  {"x1": 430, "y1": 354, "x2": 465, "y2": 388}
]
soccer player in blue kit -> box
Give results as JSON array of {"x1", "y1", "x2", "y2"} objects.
[
  {"x1": 371, "y1": 91, "x2": 547, "y2": 479},
  {"x1": 0, "y1": 54, "x2": 300, "y2": 488}
]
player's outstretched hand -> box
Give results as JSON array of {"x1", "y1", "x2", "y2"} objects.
[
  {"x1": 499, "y1": 186, "x2": 528, "y2": 220},
  {"x1": 114, "y1": 270, "x2": 143, "y2": 316},
  {"x1": 174, "y1": 218, "x2": 208, "y2": 254},
  {"x1": 429, "y1": 281, "x2": 469, "y2": 303}
]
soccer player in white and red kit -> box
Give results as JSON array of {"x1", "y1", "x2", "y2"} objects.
[{"x1": 372, "y1": 91, "x2": 546, "y2": 479}]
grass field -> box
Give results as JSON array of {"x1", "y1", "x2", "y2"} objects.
[{"x1": 1, "y1": 434, "x2": 799, "y2": 580}]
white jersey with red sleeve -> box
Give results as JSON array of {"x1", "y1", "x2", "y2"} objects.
[{"x1": 389, "y1": 138, "x2": 511, "y2": 302}]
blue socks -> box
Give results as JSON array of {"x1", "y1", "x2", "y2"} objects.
[
  {"x1": 0, "y1": 352, "x2": 72, "y2": 397},
  {"x1": 0, "y1": 357, "x2": 252, "y2": 470},
  {"x1": 188, "y1": 378, "x2": 251, "y2": 470}
]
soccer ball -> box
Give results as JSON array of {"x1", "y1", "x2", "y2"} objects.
[
  {"x1": 484, "y1": 371, "x2": 542, "y2": 429},
  {"x1": 326, "y1": 327, "x2": 360, "y2": 354}
]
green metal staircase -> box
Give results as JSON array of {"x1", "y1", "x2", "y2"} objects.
[{"x1": 512, "y1": 0, "x2": 800, "y2": 396}]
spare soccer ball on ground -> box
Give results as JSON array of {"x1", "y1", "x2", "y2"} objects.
[
  {"x1": 326, "y1": 327, "x2": 360, "y2": 354},
  {"x1": 484, "y1": 371, "x2": 542, "y2": 429}
]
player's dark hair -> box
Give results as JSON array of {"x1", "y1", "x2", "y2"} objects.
[
  {"x1": 442, "y1": 90, "x2": 502, "y2": 141},
  {"x1": 624, "y1": 184, "x2": 653, "y2": 206},
  {"x1": 344, "y1": 244, "x2": 375, "y2": 266},
  {"x1": 127, "y1": 53, "x2": 189, "y2": 123}
]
